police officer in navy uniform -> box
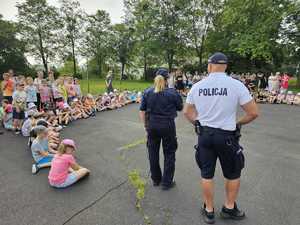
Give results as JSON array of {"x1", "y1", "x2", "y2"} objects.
[
  {"x1": 184, "y1": 53, "x2": 259, "y2": 224},
  {"x1": 140, "y1": 69, "x2": 183, "y2": 190}
]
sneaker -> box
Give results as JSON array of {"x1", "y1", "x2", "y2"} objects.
[
  {"x1": 220, "y1": 202, "x2": 245, "y2": 220},
  {"x1": 15, "y1": 129, "x2": 20, "y2": 135},
  {"x1": 32, "y1": 164, "x2": 38, "y2": 174},
  {"x1": 201, "y1": 203, "x2": 215, "y2": 224},
  {"x1": 161, "y1": 181, "x2": 176, "y2": 190}
]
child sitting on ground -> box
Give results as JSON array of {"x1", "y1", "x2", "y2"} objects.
[
  {"x1": 277, "y1": 90, "x2": 286, "y2": 104},
  {"x1": 35, "y1": 119, "x2": 60, "y2": 153},
  {"x1": 31, "y1": 125, "x2": 54, "y2": 174},
  {"x1": 84, "y1": 94, "x2": 97, "y2": 116},
  {"x1": 56, "y1": 102, "x2": 71, "y2": 125},
  {"x1": 2, "y1": 99, "x2": 13, "y2": 130},
  {"x1": 267, "y1": 91, "x2": 278, "y2": 104},
  {"x1": 70, "y1": 99, "x2": 85, "y2": 120},
  {"x1": 286, "y1": 91, "x2": 295, "y2": 105},
  {"x1": 293, "y1": 93, "x2": 300, "y2": 106},
  {"x1": 22, "y1": 110, "x2": 36, "y2": 137},
  {"x1": 48, "y1": 139, "x2": 90, "y2": 188}
]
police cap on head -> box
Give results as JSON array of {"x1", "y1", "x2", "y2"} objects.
[
  {"x1": 208, "y1": 52, "x2": 228, "y2": 64},
  {"x1": 156, "y1": 68, "x2": 169, "y2": 79}
]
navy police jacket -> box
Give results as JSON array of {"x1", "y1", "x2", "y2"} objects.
[{"x1": 140, "y1": 87, "x2": 183, "y2": 120}]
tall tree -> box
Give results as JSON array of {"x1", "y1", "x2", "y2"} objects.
[
  {"x1": 59, "y1": 0, "x2": 84, "y2": 76},
  {"x1": 84, "y1": 10, "x2": 111, "y2": 77},
  {"x1": 0, "y1": 15, "x2": 30, "y2": 75},
  {"x1": 17, "y1": 0, "x2": 61, "y2": 73},
  {"x1": 206, "y1": 0, "x2": 292, "y2": 65},
  {"x1": 111, "y1": 23, "x2": 135, "y2": 80},
  {"x1": 124, "y1": 0, "x2": 160, "y2": 79},
  {"x1": 153, "y1": 0, "x2": 185, "y2": 71},
  {"x1": 182, "y1": 0, "x2": 222, "y2": 72},
  {"x1": 280, "y1": 1, "x2": 300, "y2": 86}
]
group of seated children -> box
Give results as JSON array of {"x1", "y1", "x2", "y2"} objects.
[
  {"x1": 26, "y1": 89, "x2": 141, "y2": 188},
  {"x1": 1, "y1": 73, "x2": 143, "y2": 188},
  {"x1": 30, "y1": 124, "x2": 90, "y2": 188},
  {"x1": 254, "y1": 90, "x2": 300, "y2": 105}
]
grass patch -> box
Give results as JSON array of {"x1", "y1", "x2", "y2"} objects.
[{"x1": 80, "y1": 79, "x2": 152, "y2": 95}]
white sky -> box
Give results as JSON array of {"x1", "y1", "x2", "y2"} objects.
[{"x1": 0, "y1": 0, "x2": 124, "y2": 24}]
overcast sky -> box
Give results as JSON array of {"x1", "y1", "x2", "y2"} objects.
[{"x1": 0, "y1": 0, "x2": 124, "y2": 24}]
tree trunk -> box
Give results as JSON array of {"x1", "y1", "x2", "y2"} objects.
[
  {"x1": 143, "y1": 51, "x2": 147, "y2": 81},
  {"x1": 97, "y1": 55, "x2": 102, "y2": 78},
  {"x1": 38, "y1": 30, "x2": 48, "y2": 74},
  {"x1": 121, "y1": 62, "x2": 125, "y2": 81},
  {"x1": 196, "y1": 35, "x2": 205, "y2": 74},
  {"x1": 71, "y1": 37, "x2": 76, "y2": 76},
  {"x1": 297, "y1": 63, "x2": 300, "y2": 87},
  {"x1": 167, "y1": 51, "x2": 174, "y2": 72}
]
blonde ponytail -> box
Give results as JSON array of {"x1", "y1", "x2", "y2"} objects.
[{"x1": 154, "y1": 75, "x2": 166, "y2": 93}]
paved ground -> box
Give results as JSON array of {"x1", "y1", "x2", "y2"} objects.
[{"x1": 0, "y1": 103, "x2": 300, "y2": 225}]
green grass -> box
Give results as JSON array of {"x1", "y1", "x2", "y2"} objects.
[
  {"x1": 80, "y1": 79, "x2": 152, "y2": 95},
  {"x1": 289, "y1": 78, "x2": 300, "y2": 93}
]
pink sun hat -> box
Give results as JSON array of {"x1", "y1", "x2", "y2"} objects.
[{"x1": 62, "y1": 139, "x2": 77, "y2": 150}]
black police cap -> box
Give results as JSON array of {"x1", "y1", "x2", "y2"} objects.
[
  {"x1": 208, "y1": 52, "x2": 228, "y2": 64},
  {"x1": 156, "y1": 68, "x2": 169, "y2": 79}
]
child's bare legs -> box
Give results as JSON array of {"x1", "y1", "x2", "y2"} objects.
[
  {"x1": 74, "y1": 167, "x2": 90, "y2": 180},
  {"x1": 13, "y1": 119, "x2": 19, "y2": 130}
]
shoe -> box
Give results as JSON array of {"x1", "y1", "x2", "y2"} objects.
[
  {"x1": 161, "y1": 181, "x2": 176, "y2": 190},
  {"x1": 220, "y1": 202, "x2": 245, "y2": 220},
  {"x1": 15, "y1": 130, "x2": 20, "y2": 135},
  {"x1": 32, "y1": 164, "x2": 38, "y2": 174},
  {"x1": 0, "y1": 131, "x2": 4, "y2": 135},
  {"x1": 201, "y1": 203, "x2": 215, "y2": 224}
]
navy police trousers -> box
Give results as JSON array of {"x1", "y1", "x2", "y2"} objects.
[{"x1": 147, "y1": 119, "x2": 178, "y2": 187}]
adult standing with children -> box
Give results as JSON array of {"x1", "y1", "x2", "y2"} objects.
[
  {"x1": 184, "y1": 52, "x2": 259, "y2": 224},
  {"x1": 139, "y1": 69, "x2": 183, "y2": 190},
  {"x1": 106, "y1": 70, "x2": 114, "y2": 94}
]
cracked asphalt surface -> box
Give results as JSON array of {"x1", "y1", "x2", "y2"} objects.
[{"x1": 0, "y1": 103, "x2": 300, "y2": 225}]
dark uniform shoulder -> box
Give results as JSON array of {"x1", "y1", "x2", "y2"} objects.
[
  {"x1": 143, "y1": 87, "x2": 154, "y2": 95},
  {"x1": 165, "y1": 87, "x2": 179, "y2": 95}
]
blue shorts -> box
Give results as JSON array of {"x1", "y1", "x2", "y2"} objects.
[
  {"x1": 50, "y1": 172, "x2": 78, "y2": 188},
  {"x1": 13, "y1": 109, "x2": 25, "y2": 120},
  {"x1": 37, "y1": 155, "x2": 53, "y2": 165}
]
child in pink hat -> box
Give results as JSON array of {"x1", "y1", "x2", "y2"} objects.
[{"x1": 48, "y1": 139, "x2": 90, "y2": 188}]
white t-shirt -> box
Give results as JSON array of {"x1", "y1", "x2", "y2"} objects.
[{"x1": 186, "y1": 72, "x2": 252, "y2": 131}]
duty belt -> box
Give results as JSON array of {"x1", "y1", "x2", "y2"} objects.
[{"x1": 202, "y1": 126, "x2": 235, "y2": 135}]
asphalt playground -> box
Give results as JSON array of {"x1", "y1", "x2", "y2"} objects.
[{"x1": 0, "y1": 103, "x2": 300, "y2": 225}]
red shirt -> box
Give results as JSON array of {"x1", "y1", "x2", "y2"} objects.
[{"x1": 281, "y1": 75, "x2": 290, "y2": 89}]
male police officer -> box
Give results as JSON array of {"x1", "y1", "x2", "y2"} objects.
[
  {"x1": 184, "y1": 53, "x2": 258, "y2": 224},
  {"x1": 140, "y1": 69, "x2": 183, "y2": 190}
]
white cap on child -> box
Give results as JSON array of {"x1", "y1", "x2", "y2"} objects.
[{"x1": 28, "y1": 102, "x2": 36, "y2": 109}]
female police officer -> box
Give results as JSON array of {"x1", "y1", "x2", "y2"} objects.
[{"x1": 139, "y1": 69, "x2": 183, "y2": 190}]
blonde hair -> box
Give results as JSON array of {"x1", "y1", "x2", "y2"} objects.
[
  {"x1": 154, "y1": 75, "x2": 166, "y2": 93},
  {"x1": 57, "y1": 143, "x2": 74, "y2": 155}
]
